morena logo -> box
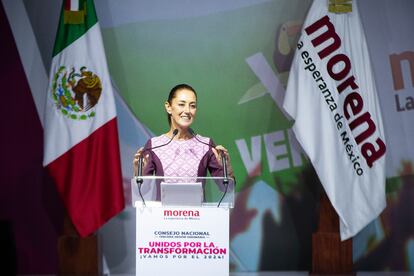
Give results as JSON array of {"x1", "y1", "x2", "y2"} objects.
[
  {"x1": 163, "y1": 210, "x2": 200, "y2": 217},
  {"x1": 304, "y1": 15, "x2": 386, "y2": 168}
]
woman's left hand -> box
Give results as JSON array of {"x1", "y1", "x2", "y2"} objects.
[{"x1": 212, "y1": 145, "x2": 234, "y2": 179}]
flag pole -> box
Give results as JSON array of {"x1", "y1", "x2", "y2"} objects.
[
  {"x1": 57, "y1": 212, "x2": 99, "y2": 274},
  {"x1": 311, "y1": 190, "x2": 353, "y2": 274}
]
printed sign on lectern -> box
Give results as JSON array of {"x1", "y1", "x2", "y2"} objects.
[{"x1": 131, "y1": 176, "x2": 234, "y2": 276}]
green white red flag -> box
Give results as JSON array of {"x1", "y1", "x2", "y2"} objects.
[{"x1": 43, "y1": 0, "x2": 124, "y2": 237}]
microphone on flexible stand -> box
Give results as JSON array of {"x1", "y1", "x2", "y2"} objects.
[
  {"x1": 136, "y1": 129, "x2": 179, "y2": 205},
  {"x1": 189, "y1": 128, "x2": 229, "y2": 186},
  {"x1": 215, "y1": 144, "x2": 230, "y2": 208},
  {"x1": 188, "y1": 128, "x2": 215, "y2": 147},
  {"x1": 221, "y1": 154, "x2": 229, "y2": 185},
  {"x1": 189, "y1": 128, "x2": 233, "y2": 207},
  {"x1": 137, "y1": 128, "x2": 179, "y2": 182},
  {"x1": 189, "y1": 129, "x2": 230, "y2": 209}
]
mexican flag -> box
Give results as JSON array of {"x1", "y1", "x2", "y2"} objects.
[{"x1": 43, "y1": 0, "x2": 124, "y2": 237}]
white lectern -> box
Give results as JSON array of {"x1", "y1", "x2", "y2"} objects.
[{"x1": 131, "y1": 176, "x2": 234, "y2": 276}]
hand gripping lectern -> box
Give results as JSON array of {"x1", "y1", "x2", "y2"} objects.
[{"x1": 131, "y1": 176, "x2": 235, "y2": 276}]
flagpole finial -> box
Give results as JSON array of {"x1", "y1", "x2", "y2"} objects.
[
  {"x1": 64, "y1": 2, "x2": 87, "y2": 24},
  {"x1": 328, "y1": 0, "x2": 352, "y2": 14}
]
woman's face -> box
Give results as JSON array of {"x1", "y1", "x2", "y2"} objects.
[{"x1": 165, "y1": 89, "x2": 197, "y2": 130}]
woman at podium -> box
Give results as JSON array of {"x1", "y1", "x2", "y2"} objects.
[{"x1": 133, "y1": 84, "x2": 234, "y2": 182}]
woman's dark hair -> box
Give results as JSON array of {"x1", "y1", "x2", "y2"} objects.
[{"x1": 166, "y1": 84, "x2": 197, "y2": 125}]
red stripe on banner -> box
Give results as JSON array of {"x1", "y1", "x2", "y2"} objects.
[{"x1": 47, "y1": 118, "x2": 125, "y2": 237}]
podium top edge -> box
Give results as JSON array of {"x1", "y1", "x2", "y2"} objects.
[
  {"x1": 133, "y1": 201, "x2": 234, "y2": 209},
  {"x1": 132, "y1": 176, "x2": 235, "y2": 181}
]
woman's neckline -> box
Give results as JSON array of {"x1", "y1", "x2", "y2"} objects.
[{"x1": 162, "y1": 133, "x2": 195, "y2": 142}]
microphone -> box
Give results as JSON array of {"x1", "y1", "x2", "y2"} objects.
[
  {"x1": 148, "y1": 129, "x2": 179, "y2": 151},
  {"x1": 137, "y1": 128, "x2": 179, "y2": 183},
  {"x1": 189, "y1": 128, "x2": 229, "y2": 185},
  {"x1": 189, "y1": 128, "x2": 231, "y2": 208},
  {"x1": 136, "y1": 129, "x2": 179, "y2": 206},
  {"x1": 188, "y1": 128, "x2": 215, "y2": 147}
]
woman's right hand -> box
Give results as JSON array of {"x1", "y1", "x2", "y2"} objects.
[{"x1": 133, "y1": 147, "x2": 149, "y2": 176}]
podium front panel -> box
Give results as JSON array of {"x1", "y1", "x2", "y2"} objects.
[
  {"x1": 135, "y1": 206, "x2": 229, "y2": 276},
  {"x1": 131, "y1": 176, "x2": 235, "y2": 208}
]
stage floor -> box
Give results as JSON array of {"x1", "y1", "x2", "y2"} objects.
[
  {"x1": 21, "y1": 273, "x2": 414, "y2": 276},
  {"x1": 230, "y1": 273, "x2": 414, "y2": 276}
]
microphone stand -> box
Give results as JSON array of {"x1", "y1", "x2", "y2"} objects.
[
  {"x1": 136, "y1": 129, "x2": 179, "y2": 206},
  {"x1": 221, "y1": 153, "x2": 229, "y2": 185},
  {"x1": 217, "y1": 152, "x2": 230, "y2": 207},
  {"x1": 136, "y1": 157, "x2": 145, "y2": 206},
  {"x1": 189, "y1": 129, "x2": 230, "y2": 207},
  {"x1": 217, "y1": 179, "x2": 229, "y2": 208}
]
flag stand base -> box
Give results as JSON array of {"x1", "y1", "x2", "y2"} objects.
[
  {"x1": 311, "y1": 191, "x2": 354, "y2": 275},
  {"x1": 57, "y1": 214, "x2": 98, "y2": 275}
]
